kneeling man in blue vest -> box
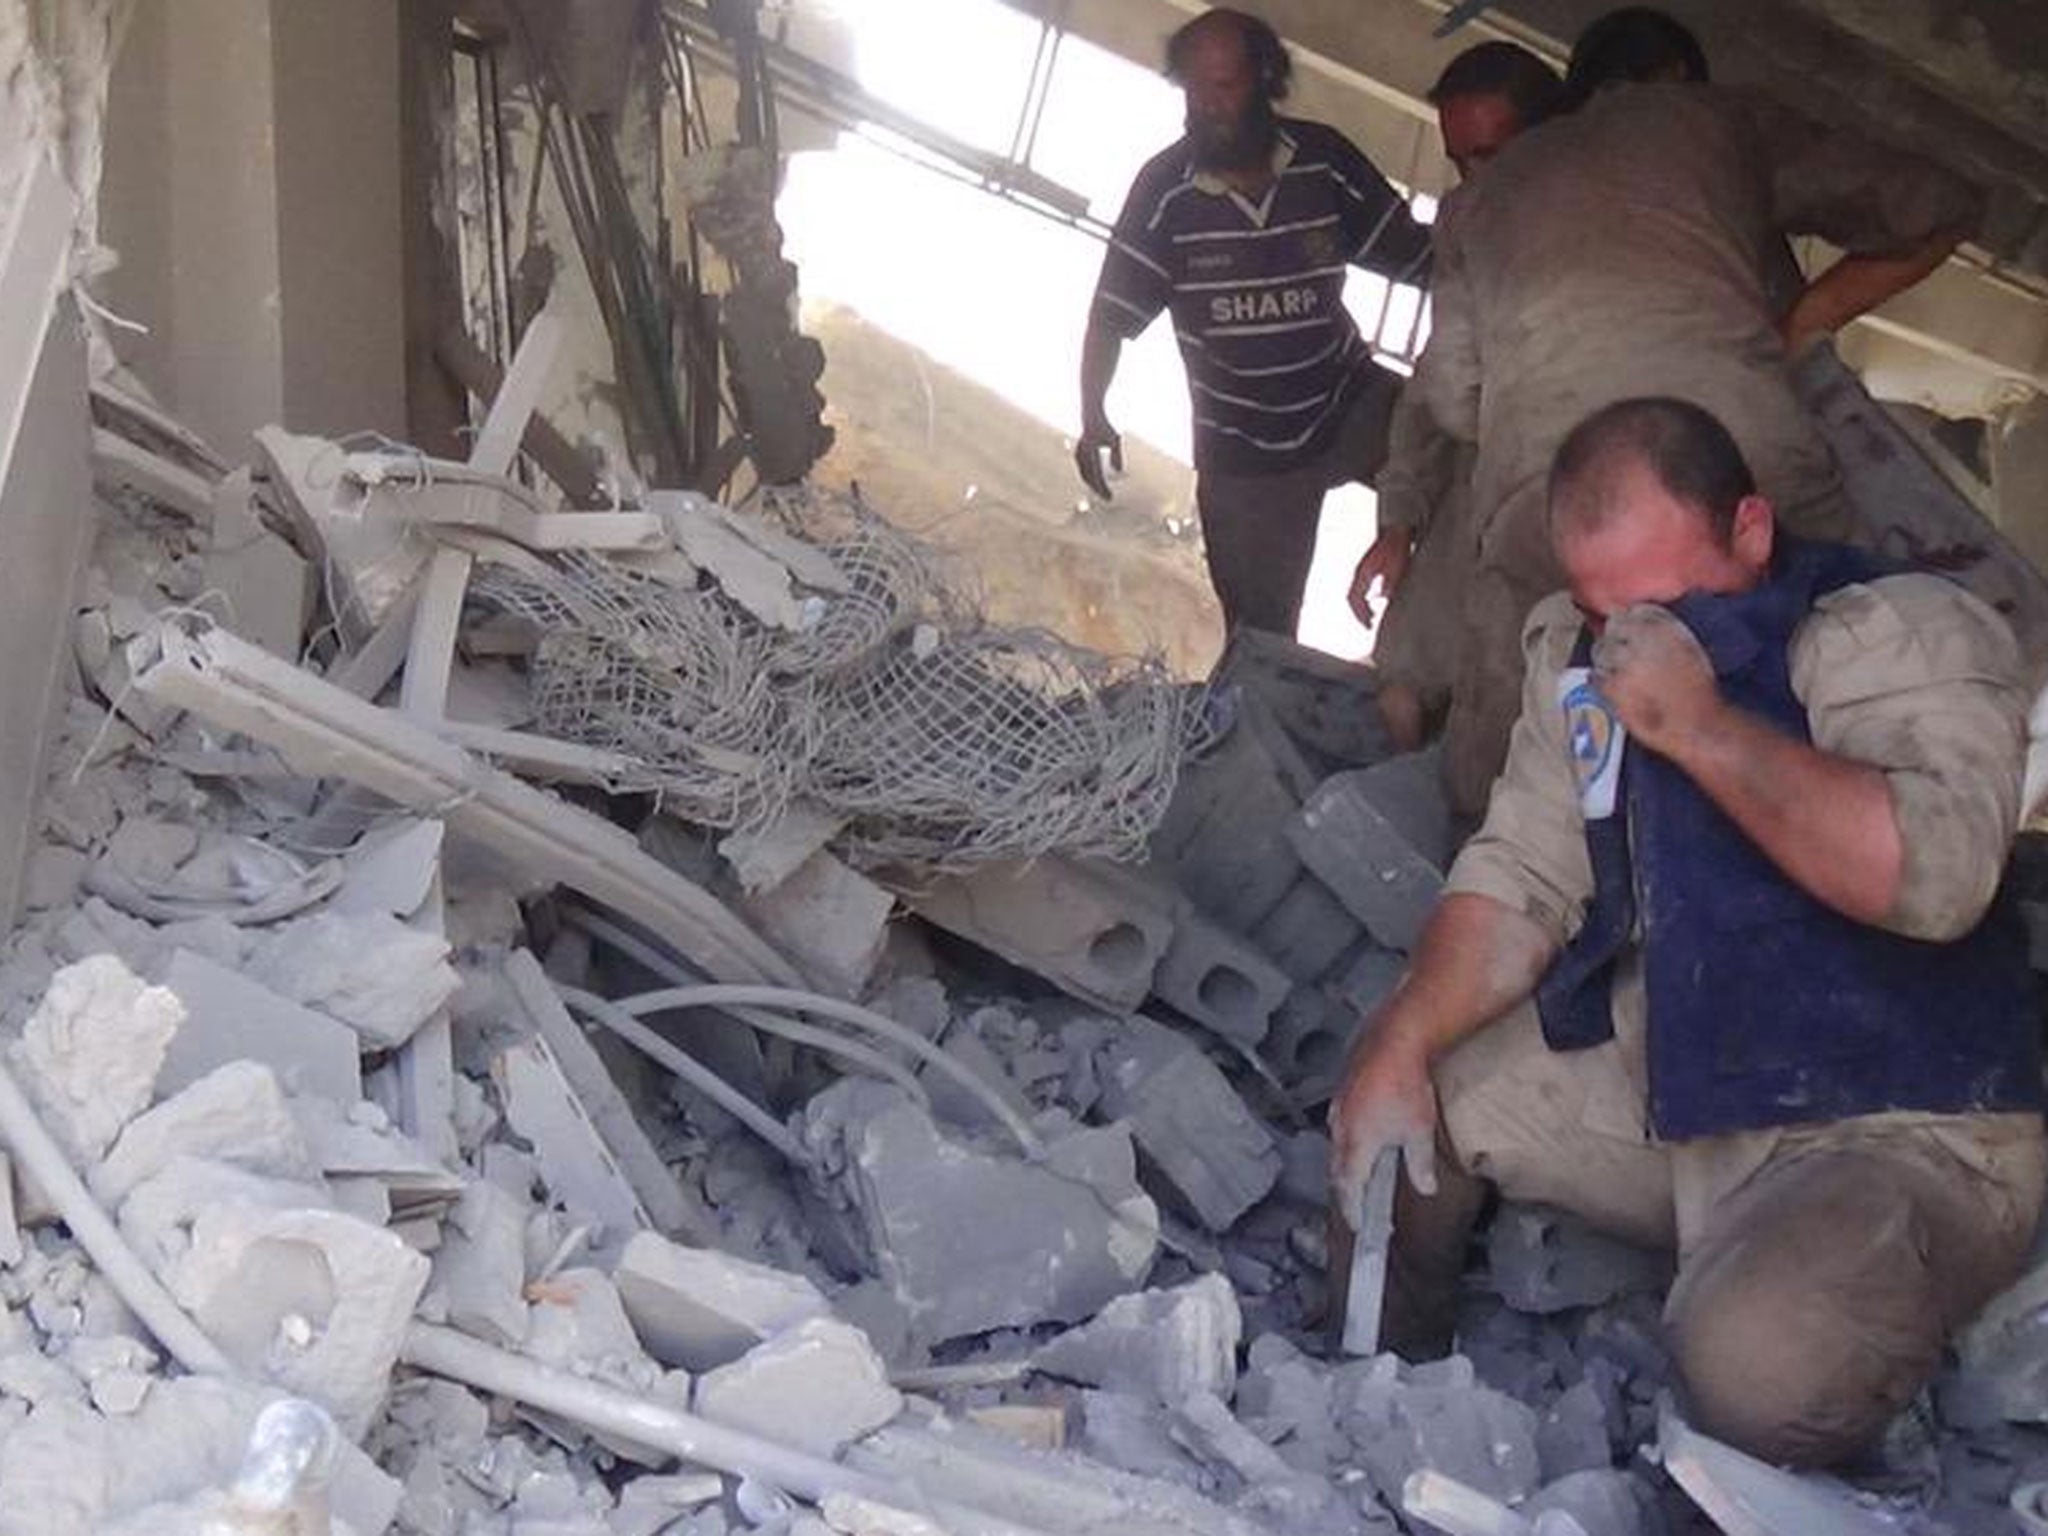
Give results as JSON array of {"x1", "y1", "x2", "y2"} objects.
[{"x1": 1329, "y1": 395, "x2": 2045, "y2": 1467}]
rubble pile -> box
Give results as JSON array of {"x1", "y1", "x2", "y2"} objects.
[{"x1": 0, "y1": 360, "x2": 2043, "y2": 1536}]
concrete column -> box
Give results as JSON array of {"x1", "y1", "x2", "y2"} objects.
[{"x1": 97, "y1": 0, "x2": 404, "y2": 454}]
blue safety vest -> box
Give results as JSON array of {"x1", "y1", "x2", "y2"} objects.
[{"x1": 1535, "y1": 539, "x2": 2043, "y2": 1140}]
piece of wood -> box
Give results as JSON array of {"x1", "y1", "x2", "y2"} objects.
[
  {"x1": 399, "y1": 545, "x2": 473, "y2": 721},
  {"x1": 1341, "y1": 1147, "x2": 1398, "y2": 1357},
  {"x1": 469, "y1": 310, "x2": 565, "y2": 477}
]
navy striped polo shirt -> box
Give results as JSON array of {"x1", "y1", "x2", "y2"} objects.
[{"x1": 1091, "y1": 118, "x2": 1431, "y2": 477}]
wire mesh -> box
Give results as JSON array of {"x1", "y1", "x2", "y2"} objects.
[{"x1": 469, "y1": 486, "x2": 1202, "y2": 869}]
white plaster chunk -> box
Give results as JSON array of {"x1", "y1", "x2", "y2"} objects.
[
  {"x1": 94, "y1": 1060, "x2": 320, "y2": 1206},
  {"x1": 615, "y1": 1229, "x2": 830, "y2": 1371},
  {"x1": 10, "y1": 953, "x2": 182, "y2": 1164},
  {"x1": 431, "y1": 1178, "x2": 532, "y2": 1347},
  {"x1": 718, "y1": 800, "x2": 843, "y2": 895},
  {"x1": 695, "y1": 1316, "x2": 901, "y2": 1456},
  {"x1": 172, "y1": 1202, "x2": 430, "y2": 1439},
  {"x1": 1033, "y1": 1274, "x2": 1243, "y2": 1407},
  {"x1": 117, "y1": 1156, "x2": 334, "y2": 1284},
  {"x1": 611, "y1": 1473, "x2": 726, "y2": 1536},
  {"x1": 158, "y1": 947, "x2": 363, "y2": 1107},
  {"x1": 246, "y1": 909, "x2": 460, "y2": 1048}
]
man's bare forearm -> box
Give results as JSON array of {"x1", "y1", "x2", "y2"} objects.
[
  {"x1": 1661, "y1": 701, "x2": 1903, "y2": 924},
  {"x1": 1358, "y1": 892, "x2": 1559, "y2": 1064},
  {"x1": 1782, "y1": 229, "x2": 1964, "y2": 350},
  {"x1": 1079, "y1": 322, "x2": 1123, "y2": 431}
]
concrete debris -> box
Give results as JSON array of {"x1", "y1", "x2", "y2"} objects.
[
  {"x1": 2, "y1": 359, "x2": 2027, "y2": 1536},
  {"x1": 159, "y1": 946, "x2": 363, "y2": 1107},
  {"x1": 898, "y1": 856, "x2": 1175, "y2": 1013},
  {"x1": 739, "y1": 850, "x2": 894, "y2": 998},
  {"x1": 245, "y1": 909, "x2": 461, "y2": 1049},
  {"x1": 1033, "y1": 1274, "x2": 1242, "y2": 1405},
  {"x1": 1093, "y1": 1015, "x2": 1279, "y2": 1232},
  {"x1": 1289, "y1": 769, "x2": 1447, "y2": 955},
  {"x1": 1340, "y1": 1352, "x2": 1544, "y2": 1510},
  {"x1": 614, "y1": 1228, "x2": 830, "y2": 1370},
  {"x1": 94, "y1": 1058, "x2": 320, "y2": 1205},
  {"x1": 1487, "y1": 1204, "x2": 1673, "y2": 1316},
  {"x1": 804, "y1": 1079, "x2": 1158, "y2": 1344},
  {"x1": 694, "y1": 1315, "x2": 901, "y2": 1455},
  {"x1": 10, "y1": 952, "x2": 180, "y2": 1163}
]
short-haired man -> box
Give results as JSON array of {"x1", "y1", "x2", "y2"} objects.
[
  {"x1": 1076, "y1": 8, "x2": 1431, "y2": 637},
  {"x1": 1329, "y1": 396, "x2": 2045, "y2": 1466},
  {"x1": 1351, "y1": 41, "x2": 1565, "y2": 749},
  {"x1": 1414, "y1": 9, "x2": 1980, "y2": 816}
]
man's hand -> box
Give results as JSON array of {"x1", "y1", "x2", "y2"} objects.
[
  {"x1": 1328, "y1": 1017, "x2": 1439, "y2": 1228},
  {"x1": 1591, "y1": 603, "x2": 1722, "y2": 757},
  {"x1": 1074, "y1": 418, "x2": 1123, "y2": 500},
  {"x1": 1347, "y1": 530, "x2": 1415, "y2": 627}
]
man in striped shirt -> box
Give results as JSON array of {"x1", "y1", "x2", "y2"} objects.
[{"x1": 1075, "y1": 8, "x2": 1431, "y2": 638}]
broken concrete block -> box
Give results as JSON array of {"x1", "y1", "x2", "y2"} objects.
[
  {"x1": 1289, "y1": 775, "x2": 1445, "y2": 954},
  {"x1": 170, "y1": 1202, "x2": 430, "y2": 1438},
  {"x1": 1032, "y1": 1274, "x2": 1241, "y2": 1406},
  {"x1": 1151, "y1": 901, "x2": 1292, "y2": 1046},
  {"x1": 525, "y1": 1267, "x2": 662, "y2": 1388},
  {"x1": 94, "y1": 1060, "x2": 320, "y2": 1205},
  {"x1": 1267, "y1": 987, "x2": 1364, "y2": 1088},
  {"x1": 918, "y1": 1020, "x2": 1033, "y2": 1136},
  {"x1": 719, "y1": 800, "x2": 844, "y2": 895},
  {"x1": 1151, "y1": 706, "x2": 1305, "y2": 934},
  {"x1": 1537, "y1": 1380, "x2": 1614, "y2": 1481},
  {"x1": 1339, "y1": 1353, "x2": 1543, "y2": 1510},
  {"x1": 10, "y1": 953, "x2": 182, "y2": 1163},
  {"x1": 1236, "y1": 1333, "x2": 1348, "y2": 1477},
  {"x1": 1095, "y1": 1016, "x2": 1279, "y2": 1232},
  {"x1": 696, "y1": 1315, "x2": 901, "y2": 1455},
  {"x1": 806, "y1": 1080, "x2": 1157, "y2": 1344},
  {"x1": 897, "y1": 857, "x2": 1173, "y2": 1013},
  {"x1": 432, "y1": 1179, "x2": 531, "y2": 1347},
  {"x1": 740, "y1": 850, "x2": 893, "y2": 997},
  {"x1": 1252, "y1": 889, "x2": 1365, "y2": 1009},
  {"x1": 246, "y1": 909, "x2": 460, "y2": 1048},
  {"x1": 1214, "y1": 627, "x2": 1394, "y2": 773},
  {"x1": 158, "y1": 948, "x2": 362, "y2": 1108},
  {"x1": 614, "y1": 1229, "x2": 829, "y2": 1371},
  {"x1": 1078, "y1": 1390, "x2": 1211, "y2": 1487},
  {"x1": 1487, "y1": 1205, "x2": 1672, "y2": 1316}
]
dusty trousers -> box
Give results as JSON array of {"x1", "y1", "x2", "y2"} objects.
[
  {"x1": 1388, "y1": 1000, "x2": 2046, "y2": 1467},
  {"x1": 1195, "y1": 367, "x2": 1398, "y2": 637}
]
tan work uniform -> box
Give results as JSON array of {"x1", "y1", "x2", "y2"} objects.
[
  {"x1": 1412, "y1": 83, "x2": 1983, "y2": 815},
  {"x1": 1428, "y1": 571, "x2": 2045, "y2": 1465},
  {"x1": 1370, "y1": 387, "x2": 1476, "y2": 723}
]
